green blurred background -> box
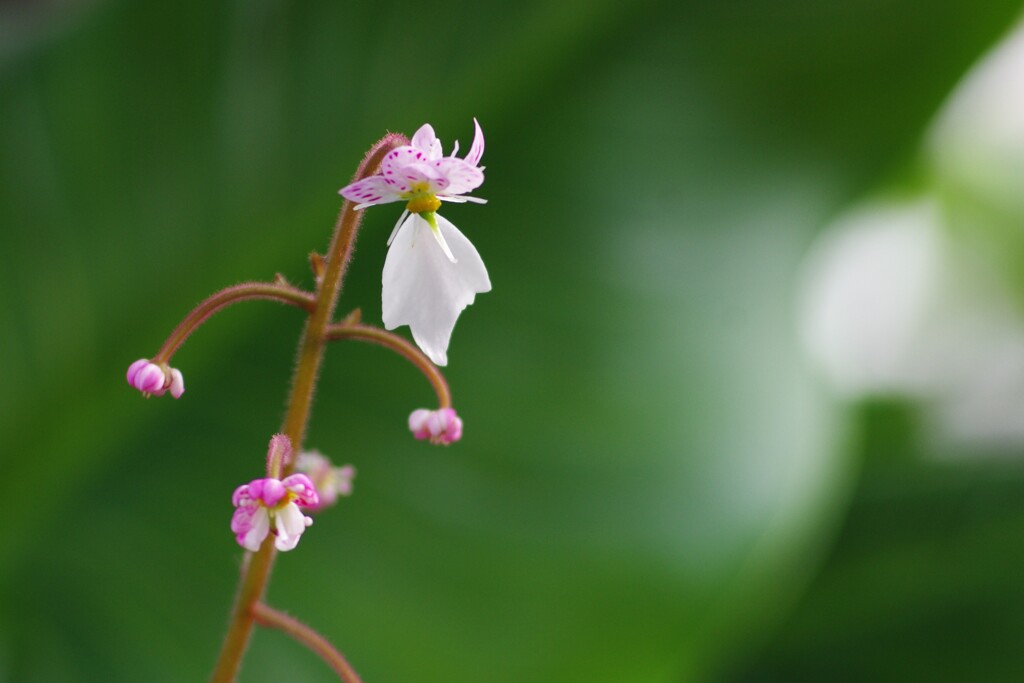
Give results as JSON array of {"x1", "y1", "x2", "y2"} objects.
[{"x1": 2, "y1": 0, "x2": 1024, "y2": 681}]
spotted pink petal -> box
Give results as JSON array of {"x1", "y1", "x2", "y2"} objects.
[
  {"x1": 411, "y1": 124, "x2": 443, "y2": 160},
  {"x1": 340, "y1": 175, "x2": 403, "y2": 207},
  {"x1": 391, "y1": 162, "x2": 450, "y2": 194},
  {"x1": 381, "y1": 146, "x2": 430, "y2": 176},
  {"x1": 432, "y1": 157, "x2": 484, "y2": 196}
]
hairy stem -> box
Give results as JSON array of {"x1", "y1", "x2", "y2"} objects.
[
  {"x1": 208, "y1": 133, "x2": 408, "y2": 683},
  {"x1": 253, "y1": 603, "x2": 363, "y2": 683},
  {"x1": 279, "y1": 133, "x2": 410, "y2": 455},
  {"x1": 154, "y1": 282, "x2": 315, "y2": 364}
]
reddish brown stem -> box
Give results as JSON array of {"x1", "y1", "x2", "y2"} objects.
[
  {"x1": 252, "y1": 603, "x2": 363, "y2": 683},
  {"x1": 208, "y1": 133, "x2": 409, "y2": 683},
  {"x1": 154, "y1": 282, "x2": 315, "y2": 364},
  {"x1": 327, "y1": 320, "x2": 452, "y2": 408}
]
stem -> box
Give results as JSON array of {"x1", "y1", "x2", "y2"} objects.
[
  {"x1": 154, "y1": 282, "x2": 315, "y2": 364},
  {"x1": 279, "y1": 133, "x2": 411, "y2": 455},
  {"x1": 208, "y1": 133, "x2": 408, "y2": 683},
  {"x1": 252, "y1": 603, "x2": 363, "y2": 683},
  {"x1": 327, "y1": 320, "x2": 452, "y2": 408}
]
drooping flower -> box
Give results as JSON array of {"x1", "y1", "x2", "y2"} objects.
[
  {"x1": 126, "y1": 359, "x2": 185, "y2": 398},
  {"x1": 408, "y1": 407, "x2": 463, "y2": 445},
  {"x1": 339, "y1": 120, "x2": 491, "y2": 366},
  {"x1": 295, "y1": 450, "x2": 355, "y2": 511},
  {"x1": 231, "y1": 474, "x2": 319, "y2": 552}
]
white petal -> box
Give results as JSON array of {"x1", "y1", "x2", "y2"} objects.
[
  {"x1": 387, "y1": 210, "x2": 409, "y2": 246},
  {"x1": 382, "y1": 213, "x2": 491, "y2": 366},
  {"x1": 244, "y1": 508, "x2": 270, "y2": 552},
  {"x1": 429, "y1": 220, "x2": 457, "y2": 263},
  {"x1": 438, "y1": 195, "x2": 488, "y2": 205},
  {"x1": 273, "y1": 503, "x2": 310, "y2": 551}
]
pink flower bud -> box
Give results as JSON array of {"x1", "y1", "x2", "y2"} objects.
[
  {"x1": 126, "y1": 358, "x2": 186, "y2": 398},
  {"x1": 408, "y1": 407, "x2": 463, "y2": 445},
  {"x1": 295, "y1": 450, "x2": 356, "y2": 511}
]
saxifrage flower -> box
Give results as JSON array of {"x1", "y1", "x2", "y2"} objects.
[
  {"x1": 295, "y1": 450, "x2": 355, "y2": 512},
  {"x1": 231, "y1": 474, "x2": 319, "y2": 552},
  {"x1": 339, "y1": 120, "x2": 491, "y2": 366}
]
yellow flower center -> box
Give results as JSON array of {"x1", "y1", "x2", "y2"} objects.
[{"x1": 404, "y1": 182, "x2": 442, "y2": 214}]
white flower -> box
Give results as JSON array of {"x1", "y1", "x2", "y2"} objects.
[{"x1": 340, "y1": 120, "x2": 491, "y2": 365}]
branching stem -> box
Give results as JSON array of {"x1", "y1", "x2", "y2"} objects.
[{"x1": 208, "y1": 133, "x2": 409, "y2": 683}]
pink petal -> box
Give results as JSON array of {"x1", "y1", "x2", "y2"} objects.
[
  {"x1": 411, "y1": 124, "x2": 443, "y2": 160},
  {"x1": 340, "y1": 175, "x2": 403, "y2": 207},
  {"x1": 394, "y1": 162, "x2": 450, "y2": 194},
  {"x1": 282, "y1": 473, "x2": 320, "y2": 508},
  {"x1": 126, "y1": 359, "x2": 149, "y2": 385},
  {"x1": 431, "y1": 157, "x2": 483, "y2": 196},
  {"x1": 381, "y1": 146, "x2": 430, "y2": 176},
  {"x1": 231, "y1": 505, "x2": 255, "y2": 534},
  {"x1": 135, "y1": 364, "x2": 166, "y2": 393},
  {"x1": 464, "y1": 118, "x2": 484, "y2": 167},
  {"x1": 232, "y1": 484, "x2": 253, "y2": 507},
  {"x1": 249, "y1": 478, "x2": 286, "y2": 507},
  {"x1": 168, "y1": 368, "x2": 185, "y2": 399}
]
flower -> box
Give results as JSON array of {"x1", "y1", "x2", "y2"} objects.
[
  {"x1": 126, "y1": 359, "x2": 185, "y2": 398},
  {"x1": 230, "y1": 474, "x2": 319, "y2": 552},
  {"x1": 295, "y1": 450, "x2": 355, "y2": 511},
  {"x1": 408, "y1": 407, "x2": 463, "y2": 445},
  {"x1": 339, "y1": 120, "x2": 492, "y2": 366}
]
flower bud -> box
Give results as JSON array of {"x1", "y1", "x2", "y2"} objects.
[{"x1": 408, "y1": 407, "x2": 463, "y2": 445}]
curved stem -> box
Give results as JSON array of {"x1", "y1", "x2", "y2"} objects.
[
  {"x1": 252, "y1": 603, "x2": 363, "y2": 683},
  {"x1": 327, "y1": 321, "x2": 451, "y2": 408},
  {"x1": 208, "y1": 133, "x2": 408, "y2": 683},
  {"x1": 278, "y1": 133, "x2": 411, "y2": 456},
  {"x1": 154, "y1": 282, "x2": 315, "y2": 364}
]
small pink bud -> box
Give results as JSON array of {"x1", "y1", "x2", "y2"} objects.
[
  {"x1": 168, "y1": 368, "x2": 185, "y2": 398},
  {"x1": 295, "y1": 450, "x2": 355, "y2": 511},
  {"x1": 408, "y1": 407, "x2": 463, "y2": 445},
  {"x1": 126, "y1": 358, "x2": 186, "y2": 399}
]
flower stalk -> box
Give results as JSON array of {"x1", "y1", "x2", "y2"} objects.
[
  {"x1": 252, "y1": 603, "x2": 363, "y2": 683},
  {"x1": 328, "y1": 317, "x2": 452, "y2": 408},
  {"x1": 154, "y1": 282, "x2": 315, "y2": 364},
  {"x1": 208, "y1": 133, "x2": 408, "y2": 683}
]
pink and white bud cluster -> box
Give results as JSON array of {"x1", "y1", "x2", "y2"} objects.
[
  {"x1": 231, "y1": 474, "x2": 319, "y2": 552},
  {"x1": 408, "y1": 408, "x2": 463, "y2": 445},
  {"x1": 126, "y1": 359, "x2": 185, "y2": 398},
  {"x1": 295, "y1": 450, "x2": 355, "y2": 512}
]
